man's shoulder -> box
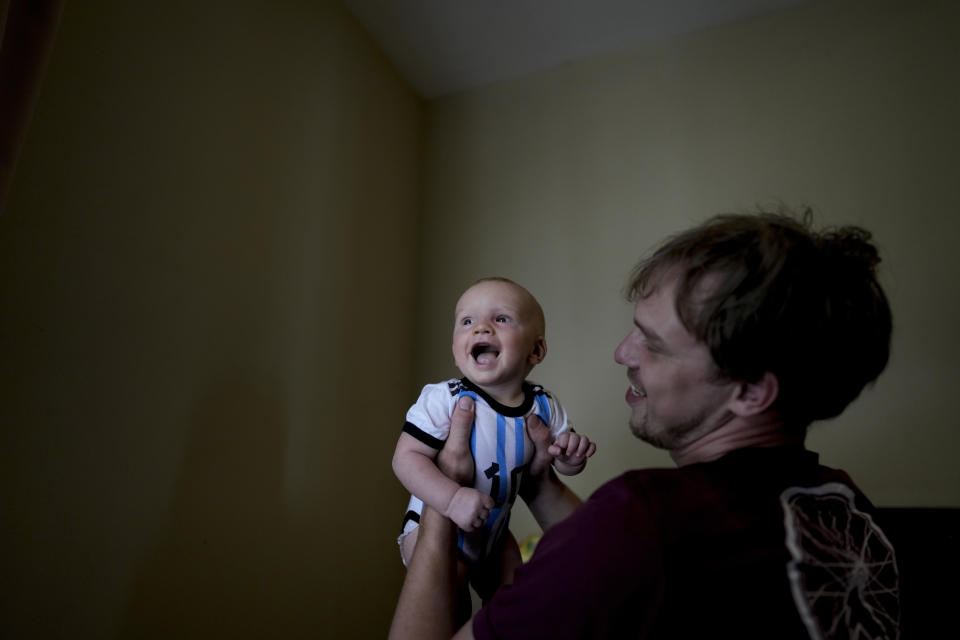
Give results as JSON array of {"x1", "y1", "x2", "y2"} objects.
[
  {"x1": 533, "y1": 473, "x2": 667, "y2": 567},
  {"x1": 598, "y1": 467, "x2": 691, "y2": 498},
  {"x1": 577, "y1": 468, "x2": 685, "y2": 520}
]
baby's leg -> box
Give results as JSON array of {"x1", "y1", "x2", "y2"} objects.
[
  {"x1": 497, "y1": 531, "x2": 523, "y2": 588},
  {"x1": 469, "y1": 531, "x2": 523, "y2": 603},
  {"x1": 454, "y1": 560, "x2": 472, "y2": 626}
]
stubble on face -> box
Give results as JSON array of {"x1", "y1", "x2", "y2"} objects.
[
  {"x1": 619, "y1": 271, "x2": 736, "y2": 452},
  {"x1": 630, "y1": 400, "x2": 723, "y2": 450}
]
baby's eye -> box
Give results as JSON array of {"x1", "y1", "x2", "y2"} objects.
[
  {"x1": 495, "y1": 315, "x2": 510, "y2": 323},
  {"x1": 461, "y1": 317, "x2": 473, "y2": 326}
]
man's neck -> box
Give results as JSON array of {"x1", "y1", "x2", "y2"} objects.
[{"x1": 670, "y1": 412, "x2": 805, "y2": 467}]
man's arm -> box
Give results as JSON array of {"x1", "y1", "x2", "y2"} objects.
[
  {"x1": 389, "y1": 504, "x2": 473, "y2": 640},
  {"x1": 388, "y1": 396, "x2": 479, "y2": 640},
  {"x1": 519, "y1": 415, "x2": 582, "y2": 532}
]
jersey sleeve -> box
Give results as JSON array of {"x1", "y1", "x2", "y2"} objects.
[
  {"x1": 543, "y1": 389, "x2": 571, "y2": 439},
  {"x1": 402, "y1": 381, "x2": 455, "y2": 450}
]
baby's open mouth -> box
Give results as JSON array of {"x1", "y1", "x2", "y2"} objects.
[{"x1": 471, "y1": 343, "x2": 499, "y2": 365}]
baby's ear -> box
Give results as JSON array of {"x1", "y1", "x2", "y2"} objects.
[{"x1": 528, "y1": 337, "x2": 547, "y2": 365}]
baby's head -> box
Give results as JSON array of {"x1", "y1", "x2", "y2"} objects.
[{"x1": 452, "y1": 278, "x2": 546, "y2": 402}]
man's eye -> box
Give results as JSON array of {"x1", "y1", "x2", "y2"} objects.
[
  {"x1": 642, "y1": 338, "x2": 663, "y2": 355},
  {"x1": 636, "y1": 332, "x2": 657, "y2": 352}
]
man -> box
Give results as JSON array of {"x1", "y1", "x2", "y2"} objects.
[{"x1": 390, "y1": 212, "x2": 900, "y2": 639}]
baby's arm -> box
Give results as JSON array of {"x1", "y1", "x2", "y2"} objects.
[
  {"x1": 392, "y1": 432, "x2": 494, "y2": 532},
  {"x1": 550, "y1": 431, "x2": 596, "y2": 476}
]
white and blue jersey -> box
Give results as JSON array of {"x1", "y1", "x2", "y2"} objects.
[{"x1": 399, "y1": 377, "x2": 570, "y2": 565}]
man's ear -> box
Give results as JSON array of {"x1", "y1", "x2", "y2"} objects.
[
  {"x1": 528, "y1": 337, "x2": 547, "y2": 365},
  {"x1": 730, "y1": 371, "x2": 779, "y2": 417}
]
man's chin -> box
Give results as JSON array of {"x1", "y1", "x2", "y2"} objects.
[
  {"x1": 631, "y1": 423, "x2": 672, "y2": 450},
  {"x1": 629, "y1": 422, "x2": 650, "y2": 442}
]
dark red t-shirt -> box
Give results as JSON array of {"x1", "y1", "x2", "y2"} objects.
[{"x1": 474, "y1": 447, "x2": 900, "y2": 639}]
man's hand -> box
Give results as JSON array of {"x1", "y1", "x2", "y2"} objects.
[
  {"x1": 437, "y1": 395, "x2": 495, "y2": 531},
  {"x1": 437, "y1": 395, "x2": 477, "y2": 485},
  {"x1": 524, "y1": 414, "x2": 557, "y2": 478},
  {"x1": 389, "y1": 395, "x2": 484, "y2": 638},
  {"x1": 521, "y1": 415, "x2": 585, "y2": 532},
  {"x1": 527, "y1": 417, "x2": 596, "y2": 475}
]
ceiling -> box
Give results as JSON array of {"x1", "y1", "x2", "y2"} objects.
[{"x1": 341, "y1": 0, "x2": 818, "y2": 99}]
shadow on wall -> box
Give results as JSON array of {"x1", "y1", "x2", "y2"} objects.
[{"x1": 120, "y1": 374, "x2": 292, "y2": 637}]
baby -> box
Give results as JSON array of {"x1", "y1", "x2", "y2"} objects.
[{"x1": 392, "y1": 277, "x2": 595, "y2": 600}]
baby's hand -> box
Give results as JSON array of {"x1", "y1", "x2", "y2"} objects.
[
  {"x1": 549, "y1": 432, "x2": 597, "y2": 474},
  {"x1": 445, "y1": 486, "x2": 495, "y2": 532}
]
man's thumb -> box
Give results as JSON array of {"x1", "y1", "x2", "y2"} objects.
[
  {"x1": 526, "y1": 413, "x2": 551, "y2": 445},
  {"x1": 447, "y1": 395, "x2": 475, "y2": 448}
]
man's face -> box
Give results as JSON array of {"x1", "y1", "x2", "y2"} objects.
[
  {"x1": 614, "y1": 272, "x2": 737, "y2": 450},
  {"x1": 451, "y1": 281, "x2": 545, "y2": 400}
]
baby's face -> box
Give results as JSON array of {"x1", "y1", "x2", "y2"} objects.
[{"x1": 452, "y1": 281, "x2": 546, "y2": 395}]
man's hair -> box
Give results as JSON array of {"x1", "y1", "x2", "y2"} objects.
[{"x1": 627, "y1": 210, "x2": 892, "y2": 427}]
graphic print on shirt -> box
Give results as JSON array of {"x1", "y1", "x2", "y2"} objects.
[{"x1": 780, "y1": 483, "x2": 900, "y2": 640}]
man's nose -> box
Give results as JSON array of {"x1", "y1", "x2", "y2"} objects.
[{"x1": 614, "y1": 335, "x2": 630, "y2": 364}]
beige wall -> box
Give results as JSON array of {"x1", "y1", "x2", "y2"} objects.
[
  {"x1": 0, "y1": 1, "x2": 421, "y2": 637},
  {"x1": 416, "y1": 0, "x2": 960, "y2": 545}
]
